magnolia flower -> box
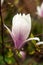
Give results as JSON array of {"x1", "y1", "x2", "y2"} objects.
[
  {"x1": 20, "y1": 51, "x2": 26, "y2": 60},
  {"x1": 4, "y1": 13, "x2": 40, "y2": 49},
  {"x1": 36, "y1": 2, "x2": 43, "y2": 17}
]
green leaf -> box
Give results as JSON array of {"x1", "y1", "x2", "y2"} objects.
[
  {"x1": 27, "y1": 43, "x2": 35, "y2": 55},
  {"x1": 0, "y1": 55, "x2": 5, "y2": 65},
  {"x1": 5, "y1": 56, "x2": 15, "y2": 64},
  {"x1": 30, "y1": 33, "x2": 36, "y2": 45}
]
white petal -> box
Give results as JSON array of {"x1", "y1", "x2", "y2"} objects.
[
  {"x1": 12, "y1": 13, "x2": 31, "y2": 40},
  {"x1": 36, "y1": 3, "x2": 43, "y2": 17},
  {"x1": 4, "y1": 24, "x2": 13, "y2": 38},
  {"x1": 37, "y1": 6, "x2": 41, "y2": 15},
  {"x1": 4, "y1": 24, "x2": 15, "y2": 43},
  {"x1": 26, "y1": 14, "x2": 31, "y2": 22},
  {"x1": 24, "y1": 37, "x2": 40, "y2": 43},
  {"x1": 1, "y1": 0, "x2": 4, "y2": 6},
  {"x1": 4, "y1": 24, "x2": 11, "y2": 34},
  {"x1": 36, "y1": 41, "x2": 43, "y2": 45},
  {"x1": 23, "y1": 14, "x2": 31, "y2": 24},
  {"x1": 41, "y1": 2, "x2": 43, "y2": 9},
  {"x1": 23, "y1": 13, "x2": 25, "y2": 16}
]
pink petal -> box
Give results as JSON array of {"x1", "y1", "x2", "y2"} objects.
[{"x1": 20, "y1": 51, "x2": 26, "y2": 60}]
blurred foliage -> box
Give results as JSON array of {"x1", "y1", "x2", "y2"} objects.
[
  {"x1": 0, "y1": 55, "x2": 5, "y2": 65},
  {"x1": 0, "y1": 0, "x2": 43, "y2": 65}
]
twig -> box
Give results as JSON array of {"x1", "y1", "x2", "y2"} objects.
[
  {"x1": 35, "y1": 33, "x2": 43, "y2": 37},
  {"x1": 1, "y1": 8, "x2": 8, "y2": 65}
]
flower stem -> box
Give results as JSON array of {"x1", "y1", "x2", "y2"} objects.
[{"x1": 13, "y1": 49, "x2": 21, "y2": 65}]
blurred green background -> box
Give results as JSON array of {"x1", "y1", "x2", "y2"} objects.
[{"x1": 0, "y1": 0, "x2": 43, "y2": 65}]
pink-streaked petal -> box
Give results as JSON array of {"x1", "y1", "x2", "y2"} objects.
[
  {"x1": 24, "y1": 37, "x2": 40, "y2": 43},
  {"x1": 11, "y1": 13, "x2": 31, "y2": 49},
  {"x1": 40, "y1": 10, "x2": 43, "y2": 17},
  {"x1": 20, "y1": 51, "x2": 26, "y2": 60},
  {"x1": 18, "y1": 37, "x2": 40, "y2": 49},
  {"x1": 36, "y1": 41, "x2": 43, "y2": 45},
  {"x1": 14, "y1": 33, "x2": 25, "y2": 49},
  {"x1": 4, "y1": 24, "x2": 15, "y2": 46}
]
